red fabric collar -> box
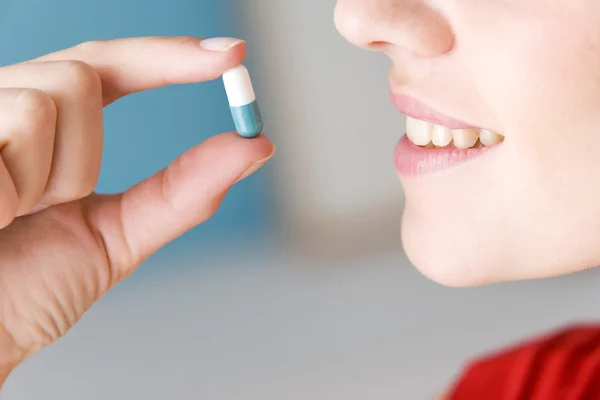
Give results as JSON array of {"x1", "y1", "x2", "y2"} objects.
[{"x1": 448, "y1": 325, "x2": 600, "y2": 399}]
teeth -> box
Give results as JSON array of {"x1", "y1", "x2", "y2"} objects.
[
  {"x1": 479, "y1": 129, "x2": 503, "y2": 146},
  {"x1": 409, "y1": 118, "x2": 433, "y2": 146},
  {"x1": 406, "y1": 117, "x2": 417, "y2": 143},
  {"x1": 432, "y1": 125, "x2": 453, "y2": 147},
  {"x1": 405, "y1": 117, "x2": 504, "y2": 149},
  {"x1": 453, "y1": 129, "x2": 479, "y2": 149}
]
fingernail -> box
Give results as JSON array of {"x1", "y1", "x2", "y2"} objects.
[
  {"x1": 24, "y1": 204, "x2": 49, "y2": 216},
  {"x1": 199, "y1": 37, "x2": 245, "y2": 52},
  {"x1": 235, "y1": 151, "x2": 275, "y2": 183}
]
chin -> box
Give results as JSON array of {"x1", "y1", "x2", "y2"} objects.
[{"x1": 400, "y1": 210, "x2": 503, "y2": 288}]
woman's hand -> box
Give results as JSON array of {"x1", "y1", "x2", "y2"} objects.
[{"x1": 0, "y1": 36, "x2": 274, "y2": 386}]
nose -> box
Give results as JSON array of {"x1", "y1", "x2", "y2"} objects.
[{"x1": 334, "y1": 0, "x2": 454, "y2": 57}]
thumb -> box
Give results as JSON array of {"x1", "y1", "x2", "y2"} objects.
[{"x1": 89, "y1": 132, "x2": 274, "y2": 276}]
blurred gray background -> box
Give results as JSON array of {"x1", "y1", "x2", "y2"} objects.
[{"x1": 2, "y1": 0, "x2": 600, "y2": 399}]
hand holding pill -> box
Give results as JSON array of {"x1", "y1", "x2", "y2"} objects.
[{"x1": 0, "y1": 36, "x2": 274, "y2": 385}]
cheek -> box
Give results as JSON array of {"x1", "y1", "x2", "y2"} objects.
[
  {"x1": 468, "y1": 12, "x2": 600, "y2": 139},
  {"x1": 399, "y1": 7, "x2": 600, "y2": 286},
  {"x1": 399, "y1": 145, "x2": 600, "y2": 287},
  {"x1": 396, "y1": 4, "x2": 600, "y2": 285}
]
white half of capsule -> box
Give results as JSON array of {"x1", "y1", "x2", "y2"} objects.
[{"x1": 222, "y1": 65, "x2": 256, "y2": 107}]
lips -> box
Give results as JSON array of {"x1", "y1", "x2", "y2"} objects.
[
  {"x1": 393, "y1": 136, "x2": 495, "y2": 177},
  {"x1": 390, "y1": 92, "x2": 504, "y2": 177},
  {"x1": 390, "y1": 93, "x2": 476, "y2": 130}
]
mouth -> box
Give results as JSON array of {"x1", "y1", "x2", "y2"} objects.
[{"x1": 391, "y1": 93, "x2": 505, "y2": 176}]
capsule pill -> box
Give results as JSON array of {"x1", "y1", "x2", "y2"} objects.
[{"x1": 222, "y1": 65, "x2": 263, "y2": 138}]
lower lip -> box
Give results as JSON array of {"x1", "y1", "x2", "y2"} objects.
[{"x1": 394, "y1": 135, "x2": 494, "y2": 177}]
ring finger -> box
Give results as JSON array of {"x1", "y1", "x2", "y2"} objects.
[
  {"x1": 0, "y1": 61, "x2": 104, "y2": 206},
  {"x1": 0, "y1": 88, "x2": 57, "y2": 217}
]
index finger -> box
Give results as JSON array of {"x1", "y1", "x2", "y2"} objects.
[{"x1": 33, "y1": 36, "x2": 247, "y2": 105}]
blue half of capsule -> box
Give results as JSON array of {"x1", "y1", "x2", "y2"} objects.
[{"x1": 230, "y1": 100, "x2": 263, "y2": 139}]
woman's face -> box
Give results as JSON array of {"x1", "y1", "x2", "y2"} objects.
[{"x1": 334, "y1": 0, "x2": 600, "y2": 286}]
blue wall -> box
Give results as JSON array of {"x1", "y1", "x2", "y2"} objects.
[{"x1": 0, "y1": 0, "x2": 274, "y2": 260}]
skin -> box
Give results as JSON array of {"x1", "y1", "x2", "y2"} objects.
[
  {"x1": 334, "y1": 1, "x2": 600, "y2": 394},
  {"x1": 0, "y1": 37, "x2": 274, "y2": 386},
  {"x1": 335, "y1": 0, "x2": 600, "y2": 287},
  {"x1": 2, "y1": 0, "x2": 600, "y2": 394}
]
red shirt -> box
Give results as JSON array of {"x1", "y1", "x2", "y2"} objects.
[{"x1": 448, "y1": 325, "x2": 600, "y2": 399}]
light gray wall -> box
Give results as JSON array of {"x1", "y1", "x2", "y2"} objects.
[
  {"x1": 239, "y1": 0, "x2": 405, "y2": 253},
  {"x1": 5, "y1": 2, "x2": 600, "y2": 399},
  {"x1": 7, "y1": 247, "x2": 600, "y2": 399}
]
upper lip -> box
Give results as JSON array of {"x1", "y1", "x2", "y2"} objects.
[{"x1": 390, "y1": 92, "x2": 477, "y2": 130}]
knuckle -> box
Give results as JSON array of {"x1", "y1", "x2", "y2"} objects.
[
  {"x1": 59, "y1": 60, "x2": 102, "y2": 99},
  {"x1": 172, "y1": 35, "x2": 202, "y2": 47},
  {"x1": 13, "y1": 89, "x2": 57, "y2": 139},
  {"x1": 160, "y1": 152, "x2": 220, "y2": 223},
  {"x1": 73, "y1": 39, "x2": 106, "y2": 54},
  {"x1": 47, "y1": 178, "x2": 96, "y2": 203}
]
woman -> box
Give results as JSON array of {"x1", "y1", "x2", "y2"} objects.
[{"x1": 1, "y1": 0, "x2": 598, "y2": 396}]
